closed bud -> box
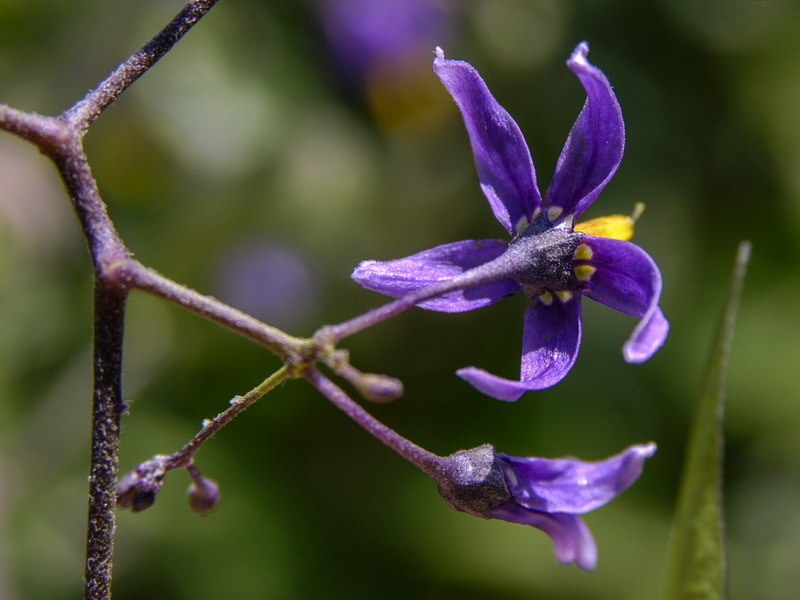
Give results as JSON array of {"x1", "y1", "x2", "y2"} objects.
[
  {"x1": 187, "y1": 475, "x2": 221, "y2": 516},
  {"x1": 357, "y1": 373, "x2": 404, "y2": 403},
  {"x1": 117, "y1": 460, "x2": 165, "y2": 513}
]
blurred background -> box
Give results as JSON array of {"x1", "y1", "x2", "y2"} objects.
[{"x1": 1, "y1": 0, "x2": 798, "y2": 598}]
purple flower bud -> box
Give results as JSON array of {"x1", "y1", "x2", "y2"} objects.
[
  {"x1": 187, "y1": 475, "x2": 221, "y2": 516},
  {"x1": 359, "y1": 373, "x2": 404, "y2": 403},
  {"x1": 117, "y1": 462, "x2": 165, "y2": 513}
]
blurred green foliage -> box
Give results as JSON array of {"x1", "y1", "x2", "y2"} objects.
[{"x1": 1, "y1": 0, "x2": 799, "y2": 598}]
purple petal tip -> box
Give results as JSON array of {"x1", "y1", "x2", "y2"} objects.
[
  {"x1": 456, "y1": 367, "x2": 526, "y2": 402},
  {"x1": 568, "y1": 41, "x2": 590, "y2": 66},
  {"x1": 623, "y1": 307, "x2": 669, "y2": 363}
]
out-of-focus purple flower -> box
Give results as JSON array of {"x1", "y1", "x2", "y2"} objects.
[
  {"x1": 214, "y1": 239, "x2": 318, "y2": 330},
  {"x1": 353, "y1": 43, "x2": 669, "y2": 400},
  {"x1": 318, "y1": 0, "x2": 452, "y2": 84},
  {"x1": 437, "y1": 442, "x2": 656, "y2": 569},
  {"x1": 317, "y1": 0, "x2": 455, "y2": 130}
]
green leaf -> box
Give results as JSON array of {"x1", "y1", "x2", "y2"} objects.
[{"x1": 663, "y1": 241, "x2": 751, "y2": 600}]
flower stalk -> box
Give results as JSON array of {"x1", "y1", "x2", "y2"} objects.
[{"x1": 117, "y1": 367, "x2": 291, "y2": 513}]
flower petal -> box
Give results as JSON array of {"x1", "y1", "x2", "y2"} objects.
[
  {"x1": 545, "y1": 42, "x2": 624, "y2": 222},
  {"x1": 456, "y1": 295, "x2": 582, "y2": 400},
  {"x1": 496, "y1": 443, "x2": 657, "y2": 513},
  {"x1": 624, "y1": 306, "x2": 669, "y2": 363},
  {"x1": 579, "y1": 235, "x2": 668, "y2": 362},
  {"x1": 456, "y1": 367, "x2": 529, "y2": 402},
  {"x1": 352, "y1": 239, "x2": 519, "y2": 312},
  {"x1": 492, "y1": 504, "x2": 597, "y2": 570},
  {"x1": 434, "y1": 47, "x2": 541, "y2": 234},
  {"x1": 520, "y1": 293, "x2": 583, "y2": 386}
]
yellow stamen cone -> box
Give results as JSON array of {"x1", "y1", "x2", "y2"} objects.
[{"x1": 574, "y1": 202, "x2": 644, "y2": 241}]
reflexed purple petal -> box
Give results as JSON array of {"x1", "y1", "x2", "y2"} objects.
[
  {"x1": 520, "y1": 294, "x2": 582, "y2": 387},
  {"x1": 624, "y1": 306, "x2": 669, "y2": 363},
  {"x1": 456, "y1": 296, "x2": 581, "y2": 400},
  {"x1": 496, "y1": 443, "x2": 657, "y2": 514},
  {"x1": 493, "y1": 503, "x2": 597, "y2": 569},
  {"x1": 456, "y1": 367, "x2": 530, "y2": 402},
  {"x1": 545, "y1": 42, "x2": 624, "y2": 222},
  {"x1": 434, "y1": 47, "x2": 541, "y2": 234},
  {"x1": 579, "y1": 235, "x2": 668, "y2": 362},
  {"x1": 352, "y1": 239, "x2": 519, "y2": 312}
]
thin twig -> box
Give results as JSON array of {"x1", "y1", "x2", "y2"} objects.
[
  {"x1": 118, "y1": 368, "x2": 291, "y2": 514},
  {"x1": 303, "y1": 367, "x2": 445, "y2": 478},
  {"x1": 110, "y1": 259, "x2": 304, "y2": 355},
  {"x1": 65, "y1": 0, "x2": 221, "y2": 131},
  {"x1": 0, "y1": 104, "x2": 70, "y2": 152},
  {"x1": 165, "y1": 367, "x2": 291, "y2": 470}
]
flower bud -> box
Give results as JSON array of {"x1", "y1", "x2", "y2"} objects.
[
  {"x1": 356, "y1": 373, "x2": 404, "y2": 403},
  {"x1": 117, "y1": 467, "x2": 161, "y2": 512},
  {"x1": 187, "y1": 475, "x2": 221, "y2": 516}
]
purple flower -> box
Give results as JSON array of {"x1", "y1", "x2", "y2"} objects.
[
  {"x1": 437, "y1": 442, "x2": 656, "y2": 570},
  {"x1": 319, "y1": 0, "x2": 452, "y2": 84},
  {"x1": 213, "y1": 238, "x2": 318, "y2": 330},
  {"x1": 352, "y1": 43, "x2": 668, "y2": 400}
]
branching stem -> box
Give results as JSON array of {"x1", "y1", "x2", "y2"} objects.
[
  {"x1": 1, "y1": 1, "x2": 470, "y2": 598},
  {"x1": 0, "y1": 2, "x2": 225, "y2": 599}
]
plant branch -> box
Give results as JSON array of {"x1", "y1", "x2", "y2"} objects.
[
  {"x1": 0, "y1": 104, "x2": 70, "y2": 152},
  {"x1": 304, "y1": 366, "x2": 445, "y2": 478},
  {"x1": 109, "y1": 259, "x2": 304, "y2": 355},
  {"x1": 84, "y1": 283, "x2": 127, "y2": 600},
  {"x1": 165, "y1": 366, "x2": 291, "y2": 470},
  {"x1": 65, "y1": 0, "x2": 221, "y2": 131},
  {"x1": 52, "y1": 141, "x2": 131, "y2": 268},
  {"x1": 117, "y1": 367, "x2": 291, "y2": 513}
]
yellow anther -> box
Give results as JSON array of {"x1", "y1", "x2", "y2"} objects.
[
  {"x1": 574, "y1": 203, "x2": 645, "y2": 241},
  {"x1": 556, "y1": 291, "x2": 573, "y2": 303},
  {"x1": 574, "y1": 243, "x2": 593, "y2": 260},
  {"x1": 538, "y1": 291, "x2": 554, "y2": 305},
  {"x1": 574, "y1": 265, "x2": 597, "y2": 282},
  {"x1": 547, "y1": 206, "x2": 563, "y2": 221}
]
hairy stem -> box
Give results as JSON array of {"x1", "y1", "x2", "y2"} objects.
[
  {"x1": 84, "y1": 284, "x2": 127, "y2": 600},
  {"x1": 110, "y1": 260, "x2": 304, "y2": 355},
  {"x1": 65, "y1": 0, "x2": 221, "y2": 130},
  {"x1": 0, "y1": 104, "x2": 70, "y2": 152},
  {"x1": 52, "y1": 141, "x2": 131, "y2": 268}
]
